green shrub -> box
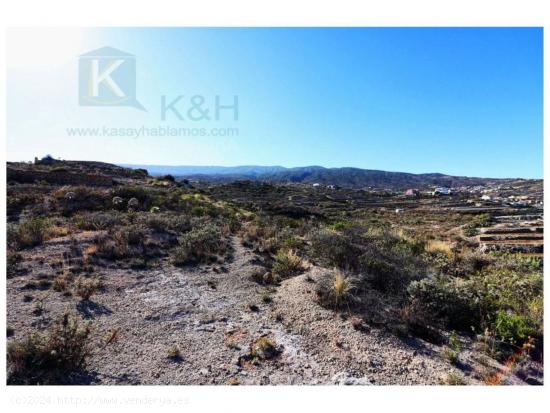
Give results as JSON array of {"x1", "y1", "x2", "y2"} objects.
[
  {"x1": 145, "y1": 214, "x2": 190, "y2": 233},
  {"x1": 112, "y1": 186, "x2": 149, "y2": 203},
  {"x1": 441, "y1": 331, "x2": 462, "y2": 364},
  {"x1": 492, "y1": 252, "x2": 542, "y2": 272},
  {"x1": 494, "y1": 311, "x2": 535, "y2": 346},
  {"x1": 172, "y1": 224, "x2": 229, "y2": 265},
  {"x1": 57, "y1": 187, "x2": 107, "y2": 215},
  {"x1": 309, "y1": 229, "x2": 361, "y2": 271},
  {"x1": 475, "y1": 213, "x2": 491, "y2": 226},
  {"x1": 449, "y1": 331, "x2": 462, "y2": 353},
  {"x1": 462, "y1": 224, "x2": 478, "y2": 237},
  {"x1": 442, "y1": 348, "x2": 458, "y2": 364},
  {"x1": 328, "y1": 220, "x2": 354, "y2": 231},
  {"x1": 8, "y1": 217, "x2": 51, "y2": 249},
  {"x1": 280, "y1": 235, "x2": 303, "y2": 251},
  {"x1": 408, "y1": 268, "x2": 542, "y2": 342},
  {"x1": 407, "y1": 277, "x2": 478, "y2": 331},
  {"x1": 442, "y1": 372, "x2": 465, "y2": 385},
  {"x1": 191, "y1": 206, "x2": 207, "y2": 216},
  {"x1": 7, "y1": 313, "x2": 90, "y2": 384},
  {"x1": 359, "y1": 234, "x2": 426, "y2": 293}
]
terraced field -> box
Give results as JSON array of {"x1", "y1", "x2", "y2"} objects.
[{"x1": 479, "y1": 212, "x2": 543, "y2": 256}]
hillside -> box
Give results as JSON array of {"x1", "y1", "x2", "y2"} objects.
[{"x1": 6, "y1": 159, "x2": 544, "y2": 385}]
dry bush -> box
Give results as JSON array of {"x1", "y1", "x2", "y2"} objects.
[
  {"x1": 167, "y1": 345, "x2": 182, "y2": 361},
  {"x1": 448, "y1": 251, "x2": 492, "y2": 275},
  {"x1": 73, "y1": 276, "x2": 103, "y2": 301},
  {"x1": 53, "y1": 272, "x2": 73, "y2": 292},
  {"x1": 385, "y1": 300, "x2": 443, "y2": 344},
  {"x1": 73, "y1": 211, "x2": 123, "y2": 230},
  {"x1": 7, "y1": 313, "x2": 90, "y2": 384},
  {"x1": 250, "y1": 337, "x2": 280, "y2": 360},
  {"x1": 315, "y1": 269, "x2": 358, "y2": 310},
  {"x1": 271, "y1": 249, "x2": 305, "y2": 279},
  {"x1": 239, "y1": 220, "x2": 279, "y2": 253},
  {"x1": 44, "y1": 223, "x2": 72, "y2": 239},
  {"x1": 92, "y1": 226, "x2": 144, "y2": 260},
  {"x1": 7, "y1": 251, "x2": 23, "y2": 278},
  {"x1": 425, "y1": 239, "x2": 453, "y2": 256},
  {"x1": 248, "y1": 267, "x2": 279, "y2": 285},
  {"x1": 441, "y1": 372, "x2": 465, "y2": 385},
  {"x1": 91, "y1": 234, "x2": 127, "y2": 260},
  {"x1": 124, "y1": 225, "x2": 146, "y2": 246},
  {"x1": 103, "y1": 329, "x2": 120, "y2": 346}
]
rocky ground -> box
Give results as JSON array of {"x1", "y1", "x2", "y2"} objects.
[
  {"x1": 6, "y1": 160, "x2": 543, "y2": 385},
  {"x1": 7, "y1": 232, "x2": 541, "y2": 385}
]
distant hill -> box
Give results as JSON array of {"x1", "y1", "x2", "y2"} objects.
[
  {"x1": 119, "y1": 164, "x2": 288, "y2": 177},
  {"x1": 121, "y1": 164, "x2": 533, "y2": 190}
]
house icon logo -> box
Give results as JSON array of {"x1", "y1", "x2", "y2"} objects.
[{"x1": 78, "y1": 46, "x2": 146, "y2": 111}]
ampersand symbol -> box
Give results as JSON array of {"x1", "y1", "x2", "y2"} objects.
[{"x1": 187, "y1": 95, "x2": 210, "y2": 121}]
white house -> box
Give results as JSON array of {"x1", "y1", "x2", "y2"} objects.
[{"x1": 433, "y1": 187, "x2": 452, "y2": 196}]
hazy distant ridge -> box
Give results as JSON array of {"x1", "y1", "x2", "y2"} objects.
[{"x1": 121, "y1": 164, "x2": 533, "y2": 189}]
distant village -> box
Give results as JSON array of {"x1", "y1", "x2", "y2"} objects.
[{"x1": 308, "y1": 181, "x2": 543, "y2": 212}]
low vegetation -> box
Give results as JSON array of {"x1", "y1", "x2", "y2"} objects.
[
  {"x1": 7, "y1": 313, "x2": 90, "y2": 384},
  {"x1": 271, "y1": 249, "x2": 305, "y2": 279},
  {"x1": 6, "y1": 160, "x2": 543, "y2": 385},
  {"x1": 8, "y1": 217, "x2": 50, "y2": 249},
  {"x1": 316, "y1": 269, "x2": 357, "y2": 310},
  {"x1": 167, "y1": 346, "x2": 182, "y2": 361},
  {"x1": 172, "y1": 223, "x2": 230, "y2": 265},
  {"x1": 250, "y1": 337, "x2": 279, "y2": 360},
  {"x1": 73, "y1": 276, "x2": 103, "y2": 301}
]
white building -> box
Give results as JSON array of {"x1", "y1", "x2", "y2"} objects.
[{"x1": 433, "y1": 187, "x2": 452, "y2": 196}]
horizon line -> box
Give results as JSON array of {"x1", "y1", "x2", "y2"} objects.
[
  {"x1": 6, "y1": 158, "x2": 542, "y2": 180},
  {"x1": 117, "y1": 162, "x2": 541, "y2": 181}
]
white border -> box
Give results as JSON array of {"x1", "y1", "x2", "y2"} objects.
[{"x1": 1, "y1": 1, "x2": 548, "y2": 412}]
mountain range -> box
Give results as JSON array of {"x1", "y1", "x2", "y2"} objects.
[{"x1": 120, "y1": 164, "x2": 533, "y2": 190}]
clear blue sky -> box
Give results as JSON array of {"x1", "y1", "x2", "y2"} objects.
[{"x1": 7, "y1": 27, "x2": 542, "y2": 178}]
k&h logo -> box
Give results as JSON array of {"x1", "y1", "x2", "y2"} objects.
[{"x1": 79, "y1": 46, "x2": 145, "y2": 111}]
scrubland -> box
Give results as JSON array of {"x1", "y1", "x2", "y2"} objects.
[{"x1": 6, "y1": 161, "x2": 543, "y2": 385}]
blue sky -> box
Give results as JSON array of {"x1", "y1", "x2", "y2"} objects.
[{"x1": 6, "y1": 27, "x2": 542, "y2": 178}]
